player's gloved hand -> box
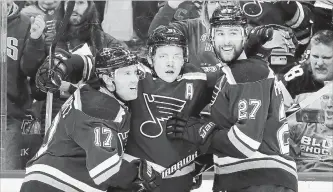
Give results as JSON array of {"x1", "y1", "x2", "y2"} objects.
[
  {"x1": 132, "y1": 159, "x2": 162, "y2": 192},
  {"x1": 36, "y1": 48, "x2": 71, "y2": 93},
  {"x1": 244, "y1": 25, "x2": 274, "y2": 58},
  {"x1": 166, "y1": 113, "x2": 217, "y2": 153}
]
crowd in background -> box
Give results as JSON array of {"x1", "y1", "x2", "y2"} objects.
[{"x1": 2, "y1": 0, "x2": 333, "y2": 176}]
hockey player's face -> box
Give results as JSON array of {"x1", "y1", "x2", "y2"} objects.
[
  {"x1": 212, "y1": 26, "x2": 245, "y2": 63},
  {"x1": 151, "y1": 45, "x2": 184, "y2": 83},
  {"x1": 38, "y1": 0, "x2": 60, "y2": 10},
  {"x1": 65, "y1": 0, "x2": 88, "y2": 25},
  {"x1": 310, "y1": 43, "x2": 333, "y2": 82},
  {"x1": 321, "y1": 89, "x2": 333, "y2": 129},
  {"x1": 113, "y1": 65, "x2": 139, "y2": 101}
]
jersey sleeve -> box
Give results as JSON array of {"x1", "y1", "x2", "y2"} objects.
[
  {"x1": 278, "y1": 63, "x2": 324, "y2": 101},
  {"x1": 148, "y1": 3, "x2": 177, "y2": 36},
  {"x1": 148, "y1": 2, "x2": 190, "y2": 38},
  {"x1": 68, "y1": 110, "x2": 123, "y2": 186},
  {"x1": 64, "y1": 54, "x2": 94, "y2": 82},
  {"x1": 210, "y1": 75, "x2": 272, "y2": 158},
  {"x1": 21, "y1": 36, "x2": 46, "y2": 77},
  {"x1": 64, "y1": 90, "x2": 137, "y2": 187}
]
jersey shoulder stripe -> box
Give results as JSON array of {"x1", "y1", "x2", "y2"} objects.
[{"x1": 177, "y1": 72, "x2": 207, "y2": 81}]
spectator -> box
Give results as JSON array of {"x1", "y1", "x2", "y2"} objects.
[
  {"x1": 290, "y1": 82, "x2": 333, "y2": 172},
  {"x1": 21, "y1": 0, "x2": 61, "y2": 51},
  {"x1": 22, "y1": 0, "x2": 60, "y2": 17},
  {"x1": 3, "y1": 0, "x2": 46, "y2": 170}
]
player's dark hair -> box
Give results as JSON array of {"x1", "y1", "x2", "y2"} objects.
[{"x1": 311, "y1": 30, "x2": 333, "y2": 47}]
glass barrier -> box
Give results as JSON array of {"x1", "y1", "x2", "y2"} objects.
[{"x1": 1, "y1": 0, "x2": 332, "y2": 188}]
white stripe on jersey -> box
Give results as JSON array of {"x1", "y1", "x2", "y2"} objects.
[
  {"x1": 92, "y1": 157, "x2": 122, "y2": 185},
  {"x1": 81, "y1": 55, "x2": 93, "y2": 81},
  {"x1": 221, "y1": 67, "x2": 236, "y2": 85},
  {"x1": 73, "y1": 88, "x2": 82, "y2": 110},
  {"x1": 228, "y1": 126, "x2": 255, "y2": 157},
  {"x1": 81, "y1": 55, "x2": 88, "y2": 80},
  {"x1": 114, "y1": 107, "x2": 125, "y2": 123},
  {"x1": 89, "y1": 154, "x2": 121, "y2": 182},
  {"x1": 26, "y1": 164, "x2": 104, "y2": 192},
  {"x1": 177, "y1": 72, "x2": 207, "y2": 81},
  {"x1": 86, "y1": 56, "x2": 93, "y2": 81},
  {"x1": 287, "y1": 2, "x2": 304, "y2": 29},
  {"x1": 23, "y1": 173, "x2": 80, "y2": 192},
  {"x1": 214, "y1": 158, "x2": 297, "y2": 179},
  {"x1": 213, "y1": 153, "x2": 298, "y2": 178},
  {"x1": 231, "y1": 125, "x2": 261, "y2": 150}
]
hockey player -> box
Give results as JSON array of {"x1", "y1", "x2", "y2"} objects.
[
  {"x1": 114, "y1": 25, "x2": 215, "y2": 192},
  {"x1": 149, "y1": 0, "x2": 312, "y2": 69},
  {"x1": 20, "y1": 47, "x2": 162, "y2": 192},
  {"x1": 148, "y1": 1, "x2": 221, "y2": 69},
  {"x1": 289, "y1": 82, "x2": 333, "y2": 172},
  {"x1": 166, "y1": 4, "x2": 298, "y2": 192},
  {"x1": 277, "y1": 30, "x2": 333, "y2": 107},
  {"x1": 30, "y1": 0, "x2": 127, "y2": 130}
]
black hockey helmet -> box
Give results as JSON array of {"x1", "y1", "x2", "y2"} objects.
[
  {"x1": 95, "y1": 47, "x2": 139, "y2": 76},
  {"x1": 147, "y1": 25, "x2": 189, "y2": 62},
  {"x1": 209, "y1": 1, "x2": 247, "y2": 27}
]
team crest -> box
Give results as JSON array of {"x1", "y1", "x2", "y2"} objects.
[{"x1": 140, "y1": 94, "x2": 186, "y2": 138}]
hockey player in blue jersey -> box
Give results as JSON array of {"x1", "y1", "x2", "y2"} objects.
[
  {"x1": 108, "y1": 25, "x2": 220, "y2": 192},
  {"x1": 20, "y1": 48, "x2": 162, "y2": 192},
  {"x1": 277, "y1": 30, "x2": 333, "y2": 108},
  {"x1": 166, "y1": 4, "x2": 298, "y2": 192}
]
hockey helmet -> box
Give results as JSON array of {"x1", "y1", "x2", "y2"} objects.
[
  {"x1": 95, "y1": 47, "x2": 140, "y2": 76},
  {"x1": 209, "y1": 1, "x2": 247, "y2": 27},
  {"x1": 147, "y1": 25, "x2": 188, "y2": 62}
]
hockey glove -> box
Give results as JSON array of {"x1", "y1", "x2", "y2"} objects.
[
  {"x1": 166, "y1": 113, "x2": 217, "y2": 154},
  {"x1": 36, "y1": 48, "x2": 71, "y2": 93},
  {"x1": 132, "y1": 159, "x2": 162, "y2": 192},
  {"x1": 244, "y1": 25, "x2": 274, "y2": 58}
]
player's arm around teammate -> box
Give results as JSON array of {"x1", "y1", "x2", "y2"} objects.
[
  {"x1": 166, "y1": 3, "x2": 298, "y2": 192},
  {"x1": 20, "y1": 48, "x2": 161, "y2": 192}
]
